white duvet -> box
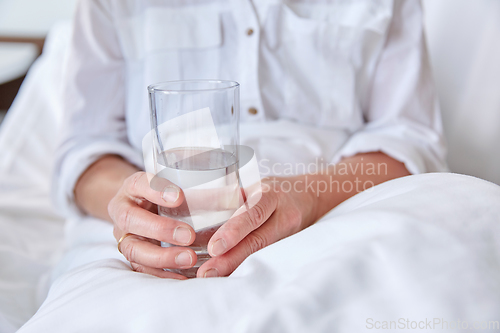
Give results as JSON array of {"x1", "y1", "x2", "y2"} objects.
[
  {"x1": 15, "y1": 173, "x2": 500, "y2": 333},
  {"x1": 1, "y1": 21, "x2": 500, "y2": 333}
]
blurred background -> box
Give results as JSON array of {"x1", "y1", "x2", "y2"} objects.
[
  {"x1": 0, "y1": 0, "x2": 77, "y2": 121},
  {"x1": 0, "y1": 0, "x2": 498, "y2": 185}
]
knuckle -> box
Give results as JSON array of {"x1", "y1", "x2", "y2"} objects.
[
  {"x1": 220, "y1": 223, "x2": 240, "y2": 242},
  {"x1": 131, "y1": 263, "x2": 145, "y2": 273},
  {"x1": 149, "y1": 219, "x2": 170, "y2": 241},
  {"x1": 117, "y1": 206, "x2": 133, "y2": 231},
  {"x1": 216, "y1": 258, "x2": 237, "y2": 277},
  {"x1": 155, "y1": 219, "x2": 170, "y2": 235},
  {"x1": 248, "y1": 204, "x2": 265, "y2": 228},
  {"x1": 121, "y1": 241, "x2": 138, "y2": 262},
  {"x1": 246, "y1": 233, "x2": 267, "y2": 254},
  {"x1": 127, "y1": 172, "x2": 144, "y2": 192}
]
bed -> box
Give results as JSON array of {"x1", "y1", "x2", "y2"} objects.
[{"x1": 1, "y1": 2, "x2": 500, "y2": 332}]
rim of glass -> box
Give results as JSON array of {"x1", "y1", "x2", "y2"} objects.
[{"x1": 148, "y1": 80, "x2": 240, "y2": 94}]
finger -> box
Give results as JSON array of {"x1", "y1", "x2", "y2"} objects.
[
  {"x1": 207, "y1": 191, "x2": 278, "y2": 257},
  {"x1": 130, "y1": 262, "x2": 188, "y2": 280},
  {"x1": 113, "y1": 227, "x2": 160, "y2": 246},
  {"x1": 197, "y1": 220, "x2": 281, "y2": 278},
  {"x1": 124, "y1": 172, "x2": 184, "y2": 208},
  {"x1": 119, "y1": 234, "x2": 196, "y2": 269},
  {"x1": 110, "y1": 201, "x2": 195, "y2": 245}
]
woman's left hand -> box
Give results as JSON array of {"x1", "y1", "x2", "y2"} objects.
[{"x1": 197, "y1": 176, "x2": 318, "y2": 278}]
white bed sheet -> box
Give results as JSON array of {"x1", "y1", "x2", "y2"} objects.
[{"x1": 17, "y1": 173, "x2": 500, "y2": 333}]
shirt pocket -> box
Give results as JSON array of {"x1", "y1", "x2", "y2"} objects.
[
  {"x1": 119, "y1": 4, "x2": 223, "y2": 81},
  {"x1": 278, "y1": 1, "x2": 392, "y2": 129},
  {"x1": 144, "y1": 5, "x2": 222, "y2": 52}
]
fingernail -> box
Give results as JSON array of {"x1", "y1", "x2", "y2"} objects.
[
  {"x1": 173, "y1": 226, "x2": 192, "y2": 245},
  {"x1": 162, "y1": 186, "x2": 179, "y2": 203},
  {"x1": 210, "y1": 238, "x2": 227, "y2": 257},
  {"x1": 204, "y1": 268, "x2": 219, "y2": 278},
  {"x1": 175, "y1": 251, "x2": 193, "y2": 267}
]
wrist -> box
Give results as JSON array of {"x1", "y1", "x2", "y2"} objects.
[
  {"x1": 288, "y1": 174, "x2": 324, "y2": 227},
  {"x1": 75, "y1": 155, "x2": 139, "y2": 221},
  {"x1": 292, "y1": 172, "x2": 345, "y2": 225}
]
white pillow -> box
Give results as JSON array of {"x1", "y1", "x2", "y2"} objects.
[{"x1": 0, "y1": 22, "x2": 71, "y2": 192}]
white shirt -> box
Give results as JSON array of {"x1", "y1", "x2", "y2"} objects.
[{"x1": 54, "y1": 0, "x2": 447, "y2": 214}]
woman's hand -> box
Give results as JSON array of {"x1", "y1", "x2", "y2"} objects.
[
  {"x1": 196, "y1": 152, "x2": 411, "y2": 278},
  {"x1": 77, "y1": 152, "x2": 408, "y2": 279},
  {"x1": 108, "y1": 172, "x2": 197, "y2": 280},
  {"x1": 197, "y1": 176, "x2": 318, "y2": 278}
]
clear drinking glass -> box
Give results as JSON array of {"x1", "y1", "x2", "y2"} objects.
[{"x1": 147, "y1": 80, "x2": 242, "y2": 278}]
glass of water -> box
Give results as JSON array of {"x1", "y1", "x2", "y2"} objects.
[{"x1": 147, "y1": 80, "x2": 242, "y2": 278}]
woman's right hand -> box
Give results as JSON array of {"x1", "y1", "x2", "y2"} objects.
[{"x1": 108, "y1": 171, "x2": 196, "y2": 279}]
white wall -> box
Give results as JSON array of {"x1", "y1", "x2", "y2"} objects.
[{"x1": 423, "y1": 0, "x2": 500, "y2": 185}]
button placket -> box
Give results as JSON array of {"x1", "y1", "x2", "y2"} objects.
[{"x1": 237, "y1": 0, "x2": 264, "y2": 119}]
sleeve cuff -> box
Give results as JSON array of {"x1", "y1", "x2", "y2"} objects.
[
  {"x1": 52, "y1": 140, "x2": 144, "y2": 218},
  {"x1": 332, "y1": 126, "x2": 448, "y2": 175}
]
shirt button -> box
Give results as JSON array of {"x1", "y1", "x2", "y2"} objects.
[
  {"x1": 248, "y1": 107, "x2": 258, "y2": 115},
  {"x1": 246, "y1": 28, "x2": 254, "y2": 36}
]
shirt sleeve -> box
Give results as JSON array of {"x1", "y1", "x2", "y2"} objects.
[
  {"x1": 52, "y1": 0, "x2": 143, "y2": 217},
  {"x1": 332, "y1": 0, "x2": 448, "y2": 174}
]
